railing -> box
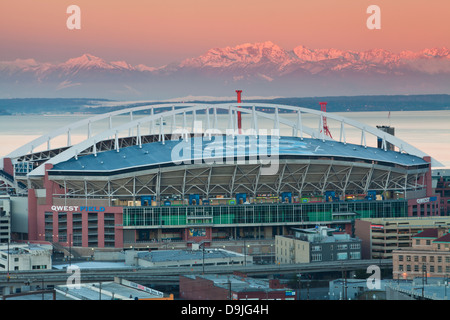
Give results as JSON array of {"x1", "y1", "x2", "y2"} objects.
[
  {"x1": 0, "y1": 169, "x2": 27, "y2": 191},
  {"x1": 123, "y1": 237, "x2": 275, "y2": 245}
]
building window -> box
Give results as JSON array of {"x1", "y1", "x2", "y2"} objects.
[
  {"x1": 32, "y1": 265, "x2": 48, "y2": 270},
  {"x1": 399, "y1": 255, "x2": 404, "y2": 262},
  {"x1": 311, "y1": 254, "x2": 322, "y2": 262},
  {"x1": 350, "y1": 252, "x2": 361, "y2": 260},
  {"x1": 337, "y1": 252, "x2": 348, "y2": 260}
]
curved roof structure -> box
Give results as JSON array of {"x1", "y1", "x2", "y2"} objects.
[
  {"x1": 49, "y1": 136, "x2": 428, "y2": 176},
  {"x1": 4, "y1": 102, "x2": 441, "y2": 179}
]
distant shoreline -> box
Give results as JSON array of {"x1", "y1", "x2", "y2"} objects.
[{"x1": 0, "y1": 94, "x2": 449, "y2": 115}]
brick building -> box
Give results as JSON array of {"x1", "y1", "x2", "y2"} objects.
[
  {"x1": 392, "y1": 228, "x2": 450, "y2": 280},
  {"x1": 179, "y1": 273, "x2": 296, "y2": 300}
]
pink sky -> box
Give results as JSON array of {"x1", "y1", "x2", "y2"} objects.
[{"x1": 1, "y1": 0, "x2": 449, "y2": 66}]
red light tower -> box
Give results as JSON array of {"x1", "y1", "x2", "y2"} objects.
[
  {"x1": 319, "y1": 102, "x2": 332, "y2": 138},
  {"x1": 236, "y1": 90, "x2": 242, "y2": 133}
]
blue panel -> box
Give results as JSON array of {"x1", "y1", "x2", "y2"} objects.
[
  {"x1": 236, "y1": 193, "x2": 247, "y2": 204},
  {"x1": 189, "y1": 194, "x2": 200, "y2": 205},
  {"x1": 281, "y1": 192, "x2": 292, "y2": 203},
  {"x1": 51, "y1": 136, "x2": 428, "y2": 174}
]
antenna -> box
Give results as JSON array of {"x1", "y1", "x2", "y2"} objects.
[
  {"x1": 236, "y1": 90, "x2": 242, "y2": 134},
  {"x1": 319, "y1": 102, "x2": 332, "y2": 138}
]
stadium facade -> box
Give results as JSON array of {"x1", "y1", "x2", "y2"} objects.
[{"x1": 0, "y1": 102, "x2": 442, "y2": 249}]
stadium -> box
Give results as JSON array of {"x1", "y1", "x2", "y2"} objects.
[{"x1": 0, "y1": 100, "x2": 441, "y2": 252}]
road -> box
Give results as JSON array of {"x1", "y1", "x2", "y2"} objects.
[{"x1": 0, "y1": 259, "x2": 392, "y2": 287}]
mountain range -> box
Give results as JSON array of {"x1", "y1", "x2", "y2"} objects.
[{"x1": 1, "y1": 41, "x2": 449, "y2": 99}]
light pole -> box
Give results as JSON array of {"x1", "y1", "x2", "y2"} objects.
[
  {"x1": 7, "y1": 238, "x2": 9, "y2": 282},
  {"x1": 41, "y1": 278, "x2": 45, "y2": 300},
  {"x1": 271, "y1": 244, "x2": 274, "y2": 265},
  {"x1": 422, "y1": 264, "x2": 427, "y2": 299},
  {"x1": 202, "y1": 243, "x2": 205, "y2": 274},
  {"x1": 69, "y1": 233, "x2": 72, "y2": 266},
  {"x1": 198, "y1": 240, "x2": 206, "y2": 274},
  {"x1": 445, "y1": 275, "x2": 448, "y2": 299},
  {"x1": 244, "y1": 239, "x2": 246, "y2": 266},
  {"x1": 243, "y1": 239, "x2": 250, "y2": 267}
]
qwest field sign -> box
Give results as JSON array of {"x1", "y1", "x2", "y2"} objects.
[{"x1": 50, "y1": 205, "x2": 105, "y2": 212}]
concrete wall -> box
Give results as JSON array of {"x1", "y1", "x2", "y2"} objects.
[
  {"x1": 275, "y1": 235, "x2": 310, "y2": 264},
  {"x1": 385, "y1": 286, "x2": 415, "y2": 300},
  {"x1": 94, "y1": 250, "x2": 125, "y2": 261},
  {"x1": 354, "y1": 219, "x2": 372, "y2": 260},
  {"x1": 180, "y1": 275, "x2": 229, "y2": 300},
  {"x1": 10, "y1": 196, "x2": 28, "y2": 234},
  {"x1": 0, "y1": 244, "x2": 52, "y2": 271}
]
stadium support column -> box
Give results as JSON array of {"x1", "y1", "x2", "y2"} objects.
[
  {"x1": 44, "y1": 163, "x2": 65, "y2": 205},
  {"x1": 423, "y1": 156, "x2": 433, "y2": 197},
  {"x1": 98, "y1": 211, "x2": 105, "y2": 248},
  {"x1": 28, "y1": 188, "x2": 38, "y2": 241},
  {"x1": 2, "y1": 158, "x2": 14, "y2": 176}
]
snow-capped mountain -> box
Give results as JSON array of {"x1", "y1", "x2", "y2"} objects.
[
  {"x1": 0, "y1": 42, "x2": 449, "y2": 99},
  {"x1": 179, "y1": 42, "x2": 450, "y2": 72},
  {"x1": 179, "y1": 41, "x2": 294, "y2": 68}
]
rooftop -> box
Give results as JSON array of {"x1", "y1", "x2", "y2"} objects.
[
  {"x1": 0, "y1": 243, "x2": 52, "y2": 255},
  {"x1": 291, "y1": 226, "x2": 360, "y2": 243},
  {"x1": 412, "y1": 228, "x2": 440, "y2": 239},
  {"x1": 136, "y1": 248, "x2": 244, "y2": 262},
  {"x1": 434, "y1": 233, "x2": 450, "y2": 243},
  {"x1": 56, "y1": 278, "x2": 167, "y2": 300},
  {"x1": 183, "y1": 274, "x2": 289, "y2": 293},
  {"x1": 49, "y1": 136, "x2": 427, "y2": 175}
]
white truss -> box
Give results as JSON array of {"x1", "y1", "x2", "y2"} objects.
[
  {"x1": 46, "y1": 160, "x2": 428, "y2": 203},
  {"x1": 4, "y1": 102, "x2": 441, "y2": 178}
]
